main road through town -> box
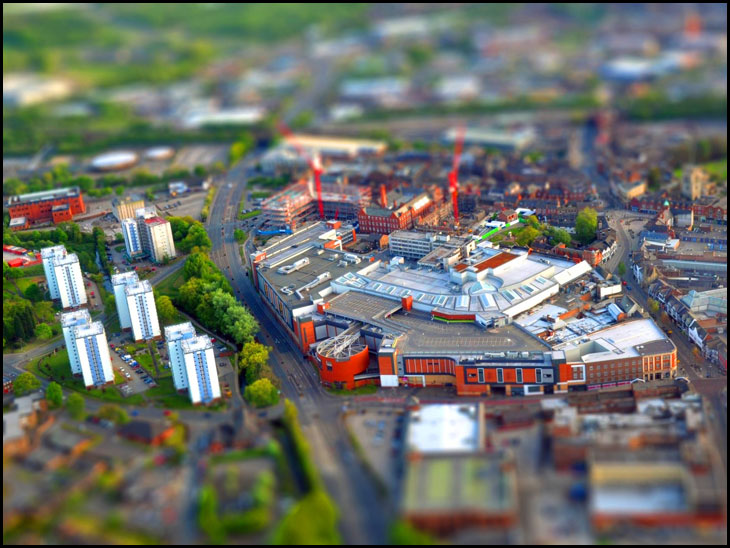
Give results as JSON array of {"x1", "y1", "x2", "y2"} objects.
[{"x1": 205, "y1": 157, "x2": 388, "y2": 545}]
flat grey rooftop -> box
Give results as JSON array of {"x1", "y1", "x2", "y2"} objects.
[
  {"x1": 325, "y1": 291, "x2": 549, "y2": 356},
  {"x1": 259, "y1": 248, "x2": 365, "y2": 308}
]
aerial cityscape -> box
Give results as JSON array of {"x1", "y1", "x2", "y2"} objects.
[{"x1": 2, "y1": 3, "x2": 727, "y2": 545}]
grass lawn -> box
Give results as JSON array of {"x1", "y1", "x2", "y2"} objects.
[
  {"x1": 136, "y1": 352, "x2": 158, "y2": 378},
  {"x1": 326, "y1": 384, "x2": 378, "y2": 396},
  {"x1": 14, "y1": 276, "x2": 45, "y2": 294},
  {"x1": 105, "y1": 314, "x2": 121, "y2": 335},
  {"x1": 145, "y1": 377, "x2": 197, "y2": 409},
  {"x1": 704, "y1": 159, "x2": 727, "y2": 182},
  {"x1": 239, "y1": 209, "x2": 261, "y2": 220},
  {"x1": 250, "y1": 191, "x2": 272, "y2": 199},
  {"x1": 154, "y1": 267, "x2": 186, "y2": 299}
]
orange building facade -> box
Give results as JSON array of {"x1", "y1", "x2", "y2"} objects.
[{"x1": 7, "y1": 187, "x2": 86, "y2": 225}]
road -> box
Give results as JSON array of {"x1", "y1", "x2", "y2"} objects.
[{"x1": 206, "y1": 157, "x2": 388, "y2": 544}]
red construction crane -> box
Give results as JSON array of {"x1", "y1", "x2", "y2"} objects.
[
  {"x1": 449, "y1": 126, "x2": 465, "y2": 226},
  {"x1": 276, "y1": 121, "x2": 325, "y2": 220}
]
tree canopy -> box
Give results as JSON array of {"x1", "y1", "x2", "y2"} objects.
[
  {"x1": 14, "y1": 372, "x2": 41, "y2": 396},
  {"x1": 45, "y1": 381, "x2": 63, "y2": 408},
  {"x1": 575, "y1": 207, "x2": 598, "y2": 245},
  {"x1": 66, "y1": 393, "x2": 86, "y2": 420},
  {"x1": 244, "y1": 378, "x2": 279, "y2": 408}
]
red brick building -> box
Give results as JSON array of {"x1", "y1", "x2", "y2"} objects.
[
  {"x1": 6, "y1": 187, "x2": 86, "y2": 225},
  {"x1": 358, "y1": 189, "x2": 438, "y2": 234}
]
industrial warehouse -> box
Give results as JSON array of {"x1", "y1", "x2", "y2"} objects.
[{"x1": 251, "y1": 222, "x2": 678, "y2": 395}]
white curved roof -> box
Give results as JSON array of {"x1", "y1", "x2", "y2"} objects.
[
  {"x1": 145, "y1": 147, "x2": 174, "y2": 160},
  {"x1": 90, "y1": 151, "x2": 138, "y2": 169}
]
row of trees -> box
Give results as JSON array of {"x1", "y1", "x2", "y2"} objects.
[
  {"x1": 3, "y1": 160, "x2": 225, "y2": 198},
  {"x1": 174, "y1": 252, "x2": 259, "y2": 346},
  {"x1": 273, "y1": 400, "x2": 341, "y2": 544}
]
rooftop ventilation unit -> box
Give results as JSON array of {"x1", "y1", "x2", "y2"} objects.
[{"x1": 277, "y1": 257, "x2": 310, "y2": 275}]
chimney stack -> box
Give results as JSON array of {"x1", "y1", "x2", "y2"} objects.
[{"x1": 380, "y1": 184, "x2": 388, "y2": 208}]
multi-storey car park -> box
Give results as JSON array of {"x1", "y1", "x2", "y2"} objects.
[{"x1": 250, "y1": 222, "x2": 678, "y2": 396}]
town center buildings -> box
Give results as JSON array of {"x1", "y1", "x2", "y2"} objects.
[{"x1": 250, "y1": 222, "x2": 677, "y2": 396}]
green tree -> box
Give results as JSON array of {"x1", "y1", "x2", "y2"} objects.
[
  {"x1": 183, "y1": 251, "x2": 215, "y2": 280},
  {"x1": 45, "y1": 381, "x2": 63, "y2": 408},
  {"x1": 98, "y1": 404, "x2": 130, "y2": 425},
  {"x1": 244, "y1": 378, "x2": 279, "y2": 408},
  {"x1": 3, "y1": 177, "x2": 27, "y2": 196},
  {"x1": 272, "y1": 490, "x2": 341, "y2": 545},
  {"x1": 115, "y1": 186, "x2": 125, "y2": 196},
  {"x1": 234, "y1": 229, "x2": 247, "y2": 243},
  {"x1": 34, "y1": 322, "x2": 53, "y2": 340},
  {"x1": 67, "y1": 393, "x2": 86, "y2": 420},
  {"x1": 617, "y1": 261, "x2": 627, "y2": 277},
  {"x1": 239, "y1": 341, "x2": 270, "y2": 383},
  {"x1": 515, "y1": 227, "x2": 541, "y2": 247},
  {"x1": 648, "y1": 298, "x2": 660, "y2": 315},
  {"x1": 526, "y1": 215, "x2": 542, "y2": 230},
  {"x1": 24, "y1": 283, "x2": 43, "y2": 302},
  {"x1": 156, "y1": 294, "x2": 177, "y2": 324},
  {"x1": 225, "y1": 305, "x2": 259, "y2": 345},
  {"x1": 647, "y1": 167, "x2": 662, "y2": 191},
  {"x1": 14, "y1": 372, "x2": 41, "y2": 396},
  {"x1": 575, "y1": 207, "x2": 598, "y2": 245},
  {"x1": 547, "y1": 227, "x2": 572, "y2": 246},
  {"x1": 180, "y1": 223, "x2": 212, "y2": 253}
]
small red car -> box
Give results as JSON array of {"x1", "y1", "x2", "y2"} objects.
[{"x1": 622, "y1": 281, "x2": 627, "y2": 286}]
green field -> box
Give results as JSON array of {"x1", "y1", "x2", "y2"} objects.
[
  {"x1": 238, "y1": 209, "x2": 262, "y2": 221},
  {"x1": 154, "y1": 267, "x2": 186, "y2": 299},
  {"x1": 326, "y1": 384, "x2": 378, "y2": 396}
]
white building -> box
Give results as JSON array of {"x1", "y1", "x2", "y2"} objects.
[
  {"x1": 121, "y1": 217, "x2": 144, "y2": 259},
  {"x1": 61, "y1": 309, "x2": 91, "y2": 376},
  {"x1": 74, "y1": 321, "x2": 114, "y2": 389},
  {"x1": 181, "y1": 335, "x2": 221, "y2": 405},
  {"x1": 41, "y1": 245, "x2": 68, "y2": 300},
  {"x1": 112, "y1": 271, "x2": 140, "y2": 330},
  {"x1": 125, "y1": 280, "x2": 160, "y2": 341},
  {"x1": 142, "y1": 216, "x2": 176, "y2": 263},
  {"x1": 165, "y1": 322, "x2": 197, "y2": 392},
  {"x1": 52, "y1": 253, "x2": 87, "y2": 309}
]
